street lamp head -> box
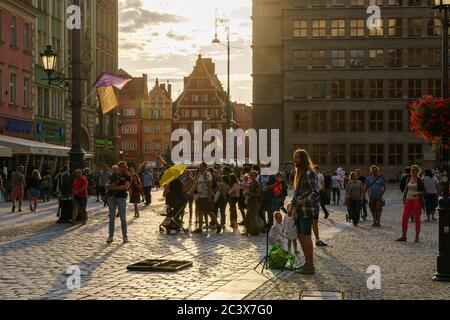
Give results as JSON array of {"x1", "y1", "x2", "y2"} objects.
[
  {"x1": 40, "y1": 45, "x2": 58, "y2": 72},
  {"x1": 212, "y1": 37, "x2": 221, "y2": 44}
]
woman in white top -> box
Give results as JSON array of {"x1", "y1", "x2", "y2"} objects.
[
  {"x1": 422, "y1": 168, "x2": 440, "y2": 221},
  {"x1": 396, "y1": 165, "x2": 425, "y2": 242}
]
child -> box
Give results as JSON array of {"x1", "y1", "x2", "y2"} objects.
[
  {"x1": 283, "y1": 204, "x2": 299, "y2": 254},
  {"x1": 269, "y1": 211, "x2": 284, "y2": 247}
]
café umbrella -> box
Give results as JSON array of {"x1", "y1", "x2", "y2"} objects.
[{"x1": 160, "y1": 164, "x2": 188, "y2": 187}]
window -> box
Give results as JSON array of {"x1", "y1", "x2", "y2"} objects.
[
  {"x1": 389, "y1": 79, "x2": 403, "y2": 98},
  {"x1": 350, "y1": 111, "x2": 365, "y2": 132},
  {"x1": 350, "y1": 19, "x2": 365, "y2": 37},
  {"x1": 408, "y1": 0, "x2": 422, "y2": 5},
  {"x1": 295, "y1": 81, "x2": 308, "y2": 98},
  {"x1": 369, "y1": 144, "x2": 384, "y2": 165},
  {"x1": 293, "y1": 20, "x2": 308, "y2": 38},
  {"x1": 122, "y1": 124, "x2": 137, "y2": 134},
  {"x1": 351, "y1": 144, "x2": 365, "y2": 165},
  {"x1": 408, "y1": 48, "x2": 422, "y2": 67},
  {"x1": 350, "y1": 50, "x2": 365, "y2": 68},
  {"x1": 369, "y1": 49, "x2": 384, "y2": 67},
  {"x1": 122, "y1": 140, "x2": 137, "y2": 151},
  {"x1": 155, "y1": 125, "x2": 160, "y2": 134},
  {"x1": 192, "y1": 109, "x2": 199, "y2": 118},
  {"x1": 351, "y1": 80, "x2": 365, "y2": 98},
  {"x1": 312, "y1": 50, "x2": 327, "y2": 68},
  {"x1": 181, "y1": 109, "x2": 190, "y2": 118},
  {"x1": 312, "y1": 20, "x2": 327, "y2": 38},
  {"x1": 408, "y1": 144, "x2": 422, "y2": 164},
  {"x1": 23, "y1": 76, "x2": 30, "y2": 108},
  {"x1": 388, "y1": 49, "x2": 402, "y2": 67},
  {"x1": 144, "y1": 125, "x2": 151, "y2": 134},
  {"x1": 331, "y1": 111, "x2": 346, "y2": 131},
  {"x1": 202, "y1": 95, "x2": 209, "y2": 103},
  {"x1": 427, "y1": 79, "x2": 441, "y2": 97},
  {"x1": 154, "y1": 141, "x2": 161, "y2": 152},
  {"x1": 331, "y1": 145, "x2": 346, "y2": 165},
  {"x1": 312, "y1": 0, "x2": 327, "y2": 6},
  {"x1": 408, "y1": 80, "x2": 422, "y2": 98},
  {"x1": 389, "y1": 110, "x2": 403, "y2": 132},
  {"x1": 51, "y1": 91, "x2": 63, "y2": 120},
  {"x1": 24, "y1": 23, "x2": 31, "y2": 51},
  {"x1": 293, "y1": 50, "x2": 308, "y2": 68},
  {"x1": 312, "y1": 144, "x2": 328, "y2": 166},
  {"x1": 144, "y1": 142, "x2": 150, "y2": 152},
  {"x1": 388, "y1": 0, "x2": 402, "y2": 5},
  {"x1": 388, "y1": 18, "x2": 402, "y2": 37},
  {"x1": 9, "y1": 72, "x2": 16, "y2": 105},
  {"x1": 192, "y1": 95, "x2": 199, "y2": 103},
  {"x1": 10, "y1": 16, "x2": 17, "y2": 48},
  {"x1": 331, "y1": 80, "x2": 346, "y2": 99},
  {"x1": 123, "y1": 108, "x2": 136, "y2": 117},
  {"x1": 311, "y1": 81, "x2": 326, "y2": 99},
  {"x1": 331, "y1": 20, "x2": 345, "y2": 37},
  {"x1": 370, "y1": 80, "x2": 384, "y2": 98},
  {"x1": 389, "y1": 144, "x2": 403, "y2": 165},
  {"x1": 369, "y1": 110, "x2": 384, "y2": 131},
  {"x1": 408, "y1": 18, "x2": 423, "y2": 37},
  {"x1": 369, "y1": 20, "x2": 384, "y2": 37},
  {"x1": 428, "y1": 18, "x2": 441, "y2": 36},
  {"x1": 164, "y1": 142, "x2": 170, "y2": 151},
  {"x1": 311, "y1": 111, "x2": 327, "y2": 132},
  {"x1": 427, "y1": 48, "x2": 441, "y2": 67},
  {"x1": 331, "y1": 0, "x2": 345, "y2": 6},
  {"x1": 294, "y1": 111, "x2": 308, "y2": 133},
  {"x1": 331, "y1": 50, "x2": 345, "y2": 68}
]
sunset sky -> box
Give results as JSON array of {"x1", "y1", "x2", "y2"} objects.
[{"x1": 118, "y1": 0, "x2": 252, "y2": 104}]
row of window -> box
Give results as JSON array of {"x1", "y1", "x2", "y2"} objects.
[
  {"x1": 293, "y1": 48, "x2": 446, "y2": 69},
  {"x1": 293, "y1": 143, "x2": 423, "y2": 166},
  {"x1": 180, "y1": 109, "x2": 220, "y2": 119},
  {"x1": 36, "y1": 87, "x2": 64, "y2": 120},
  {"x1": 0, "y1": 69, "x2": 31, "y2": 108},
  {"x1": 293, "y1": 17, "x2": 444, "y2": 38},
  {"x1": 176, "y1": 123, "x2": 224, "y2": 131},
  {"x1": 294, "y1": 0, "x2": 430, "y2": 7},
  {"x1": 293, "y1": 79, "x2": 443, "y2": 99},
  {"x1": 293, "y1": 110, "x2": 409, "y2": 133},
  {"x1": 143, "y1": 125, "x2": 172, "y2": 134},
  {"x1": 121, "y1": 140, "x2": 171, "y2": 152},
  {"x1": 0, "y1": 10, "x2": 32, "y2": 51}
]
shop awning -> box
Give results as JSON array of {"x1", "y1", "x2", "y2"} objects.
[
  {"x1": 0, "y1": 135, "x2": 70, "y2": 157},
  {"x1": 0, "y1": 146, "x2": 13, "y2": 157}
]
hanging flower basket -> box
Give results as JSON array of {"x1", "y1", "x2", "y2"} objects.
[{"x1": 408, "y1": 96, "x2": 450, "y2": 149}]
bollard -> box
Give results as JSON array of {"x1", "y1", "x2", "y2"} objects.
[{"x1": 433, "y1": 174, "x2": 450, "y2": 282}]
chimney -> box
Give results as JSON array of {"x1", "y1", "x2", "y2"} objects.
[{"x1": 168, "y1": 82, "x2": 172, "y2": 100}]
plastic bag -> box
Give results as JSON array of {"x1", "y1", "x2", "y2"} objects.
[{"x1": 268, "y1": 245, "x2": 297, "y2": 270}]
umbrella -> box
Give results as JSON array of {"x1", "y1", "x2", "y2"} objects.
[{"x1": 160, "y1": 164, "x2": 187, "y2": 187}]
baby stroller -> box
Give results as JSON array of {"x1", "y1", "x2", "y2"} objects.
[{"x1": 159, "y1": 197, "x2": 189, "y2": 235}]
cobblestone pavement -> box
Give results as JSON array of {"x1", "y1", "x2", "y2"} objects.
[
  {"x1": 1, "y1": 185, "x2": 447, "y2": 300},
  {"x1": 244, "y1": 187, "x2": 450, "y2": 300}
]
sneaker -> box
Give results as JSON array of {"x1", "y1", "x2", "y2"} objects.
[
  {"x1": 324, "y1": 213, "x2": 329, "y2": 219},
  {"x1": 12, "y1": 206, "x2": 15, "y2": 212},
  {"x1": 18, "y1": 209, "x2": 22, "y2": 212},
  {"x1": 295, "y1": 264, "x2": 315, "y2": 275},
  {"x1": 315, "y1": 240, "x2": 328, "y2": 247},
  {"x1": 372, "y1": 222, "x2": 377, "y2": 227},
  {"x1": 216, "y1": 225, "x2": 222, "y2": 234},
  {"x1": 123, "y1": 236, "x2": 129, "y2": 243},
  {"x1": 106, "y1": 237, "x2": 113, "y2": 243}
]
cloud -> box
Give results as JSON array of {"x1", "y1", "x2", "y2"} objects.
[
  {"x1": 166, "y1": 31, "x2": 192, "y2": 41},
  {"x1": 119, "y1": 0, "x2": 188, "y2": 33}
]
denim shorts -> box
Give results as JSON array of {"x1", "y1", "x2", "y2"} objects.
[
  {"x1": 29, "y1": 188, "x2": 41, "y2": 198},
  {"x1": 296, "y1": 216, "x2": 313, "y2": 236},
  {"x1": 72, "y1": 197, "x2": 88, "y2": 209}
]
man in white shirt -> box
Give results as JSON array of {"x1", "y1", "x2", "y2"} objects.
[
  {"x1": 331, "y1": 172, "x2": 342, "y2": 205},
  {"x1": 313, "y1": 165, "x2": 328, "y2": 247}
]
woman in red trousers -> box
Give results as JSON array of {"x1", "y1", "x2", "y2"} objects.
[{"x1": 396, "y1": 165, "x2": 425, "y2": 243}]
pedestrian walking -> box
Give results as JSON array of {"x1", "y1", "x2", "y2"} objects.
[
  {"x1": 11, "y1": 165, "x2": 26, "y2": 213},
  {"x1": 130, "y1": 173, "x2": 142, "y2": 218},
  {"x1": 345, "y1": 172, "x2": 364, "y2": 226},
  {"x1": 312, "y1": 165, "x2": 328, "y2": 247},
  {"x1": 213, "y1": 175, "x2": 229, "y2": 231},
  {"x1": 289, "y1": 148, "x2": 319, "y2": 274},
  {"x1": 41, "y1": 171, "x2": 53, "y2": 202},
  {"x1": 283, "y1": 205, "x2": 299, "y2": 254},
  {"x1": 28, "y1": 170, "x2": 42, "y2": 212},
  {"x1": 258, "y1": 168, "x2": 277, "y2": 229},
  {"x1": 397, "y1": 165, "x2": 425, "y2": 242},
  {"x1": 187, "y1": 162, "x2": 221, "y2": 234},
  {"x1": 365, "y1": 165, "x2": 386, "y2": 227},
  {"x1": 141, "y1": 167, "x2": 153, "y2": 206},
  {"x1": 331, "y1": 172, "x2": 341, "y2": 205},
  {"x1": 355, "y1": 169, "x2": 367, "y2": 220},
  {"x1": 228, "y1": 174, "x2": 240, "y2": 230},
  {"x1": 422, "y1": 168, "x2": 439, "y2": 221},
  {"x1": 237, "y1": 167, "x2": 250, "y2": 225},
  {"x1": 99, "y1": 165, "x2": 112, "y2": 207},
  {"x1": 242, "y1": 170, "x2": 266, "y2": 236},
  {"x1": 314, "y1": 165, "x2": 330, "y2": 219},
  {"x1": 323, "y1": 169, "x2": 332, "y2": 203},
  {"x1": 71, "y1": 169, "x2": 88, "y2": 225},
  {"x1": 106, "y1": 161, "x2": 132, "y2": 243}
]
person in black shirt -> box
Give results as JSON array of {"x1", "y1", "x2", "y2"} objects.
[
  {"x1": 355, "y1": 169, "x2": 367, "y2": 220},
  {"x1": 106, "y1": 161, "x2": 131, "y2": 244},
  {"x1": 323, "y1": 170, "x2": 332, "y2": 203}
]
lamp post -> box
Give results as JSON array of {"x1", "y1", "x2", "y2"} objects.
[
  {"x1": 40, "y1": 0, "x2": 85, "y2": 172},
  {"x1": 212, "y1": 13, "x2": 231, "y2": 130},
  {"x1": 433, "y1": 0, "x2": 450, "y2": 282}
]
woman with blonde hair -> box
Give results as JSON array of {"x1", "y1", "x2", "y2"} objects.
[
  {"x1": 29, "y1": 170, "x2": 42, "y2": 212},
  {"x1": 397, "y1": 165, "x2": 425, "y2": 242},
  {"x1": 288, "y1": 149, "x2": 320, "y2": 274}
]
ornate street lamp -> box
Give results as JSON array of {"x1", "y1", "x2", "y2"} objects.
[
  {"x1": 432, "y1": 0, "x2": 450, "y2": 282},
  {"x1": 40, "y1": 45, "x2": 58, "y2": 85}
]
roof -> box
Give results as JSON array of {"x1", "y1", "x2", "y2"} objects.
[
  {"x1": 118, "y1": 70, "x2": 148, "y2": 97},
  {"x1": 0, "y1": 135, "x2": 70, "y2": 157}
]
